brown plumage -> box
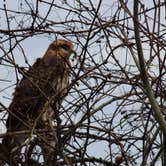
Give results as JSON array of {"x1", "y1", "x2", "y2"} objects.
[{"x1": 0, "y1": 39, "x2": 74, "y2": 165}]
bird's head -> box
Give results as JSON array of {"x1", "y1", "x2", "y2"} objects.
[{"x1": 44, "y1": 39, "x2": 74, "y2": 59}]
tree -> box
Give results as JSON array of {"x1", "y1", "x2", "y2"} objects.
[{"x1": 0, "y1": 0, "x2": 165, "y2": 165}]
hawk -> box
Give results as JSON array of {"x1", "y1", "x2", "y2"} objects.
[{"x1": 0, "y1": 39, "x2": 74, "y2": 165}]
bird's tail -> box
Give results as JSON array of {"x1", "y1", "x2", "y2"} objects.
[
  {"x1": 0, "y1": 132, "x2": 27, "y2": 165},
  {"x1": 0, "y1": 135, "x2": 13, "y2": 165}
]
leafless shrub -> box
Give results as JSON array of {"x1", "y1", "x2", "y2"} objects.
[{"x1": 0, "y1": 0, "x2": 166, "y2": 165}]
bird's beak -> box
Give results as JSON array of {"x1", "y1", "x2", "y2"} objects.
[{"x1": 71, "y1": 50, "x2": 76, "y2": 54}]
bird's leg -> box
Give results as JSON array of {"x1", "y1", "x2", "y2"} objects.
[
  {"x1": 39, "y1": 107, "x2": 58, "y2": 166},
  {"x1": 40, "y1": 124, "x2": 58, "y2": 166}
]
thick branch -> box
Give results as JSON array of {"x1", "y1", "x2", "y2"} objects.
[{"x1": 133, "y1": 0, "x2": 166, "y2": 135}]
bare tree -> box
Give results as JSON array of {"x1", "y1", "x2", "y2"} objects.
[{"x1": 0, "y1": 0, "x2": 166, "y2": 165}]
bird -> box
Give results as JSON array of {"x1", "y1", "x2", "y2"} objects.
[{"x1": 0, "y1": 39, "x2": 74, "y2": 165}]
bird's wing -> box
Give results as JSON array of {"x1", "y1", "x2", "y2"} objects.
[{"x1": 7, "y1": 56, "x2": 67, "y2": 131}]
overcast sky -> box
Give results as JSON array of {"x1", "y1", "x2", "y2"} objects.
[{"x1": 0, "y1": 0, "x2": 165, "y2": 163}]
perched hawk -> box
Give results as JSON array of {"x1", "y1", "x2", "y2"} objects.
[{"x1": 0, "y1": 39, "x2": 74, "y2": 165}]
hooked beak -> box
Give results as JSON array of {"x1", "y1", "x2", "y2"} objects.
[{"x1": 71, "y1": 49, "x2": 76, "y2": 55}]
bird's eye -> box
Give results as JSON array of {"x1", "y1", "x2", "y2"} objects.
[{"x1": 60, "y1": 45, "x2": 70, "y2": 51}]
